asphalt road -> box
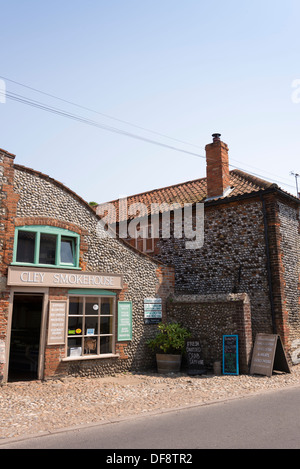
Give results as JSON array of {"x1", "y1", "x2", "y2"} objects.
[{"x1": 1, "y1": 385, "x2": 300, "y2": 450}]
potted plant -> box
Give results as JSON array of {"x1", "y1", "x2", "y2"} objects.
[{"x1": 147, "y1": 322, "x2": 191, "y2": 374}]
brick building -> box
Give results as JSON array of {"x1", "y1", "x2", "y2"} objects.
[
  {"x1": 0, "y1": 148, "x2": 174, "y2": 383},
  {"x1": 97, "y1": 134, "x2": 300, "y2": 372}
]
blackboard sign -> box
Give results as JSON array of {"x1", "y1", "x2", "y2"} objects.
[
  {"x1": 250, "y1": 333, "x2": 290, "y2": 377},
  {"x1": 223, "y1": 335, "x2": 239, "y2": 375},
  {"x1": 186, "y1": 338, "x2": 206, "y2": 375}
]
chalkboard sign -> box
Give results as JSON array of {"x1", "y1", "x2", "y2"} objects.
[
  {"x1": 186, "y1": 338, "x2": 206, "y2": 375},
  {"x1": 223, "y1": 335, "x2": 239, "y2": 375},
  {"x1": 250, "y1": 333, "x2": 290, "y2": 377}
]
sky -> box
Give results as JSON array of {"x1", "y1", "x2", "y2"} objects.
[{"x1": 0, "y1": 0, "x2": 300, "y2": 203}]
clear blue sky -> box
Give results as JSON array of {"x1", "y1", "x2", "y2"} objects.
[{"x1": 1, "y1": 0, "x2": 300, "y2": 202}]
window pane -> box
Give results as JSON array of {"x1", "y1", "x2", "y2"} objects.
[
  {"x1": 85, "y1": 316, "x2": 98, "y2": 335},
  {"x1": 101, "y1": 298, "x2": 113, "y2": 315},
  {"x1": 100, "y1": 336, "x2": 112, "y2": 354},
  {"x1": 68, "y1": 316, "x2": 83, "y2": 336},
  {"x1": 85, "y1": 297, "x2": 100, "y2": 315},
  {"x1": 100, "y1": 316, "x2": 113, "y2": 335},
  {"x1": 84, "y1": 337, "x2": 97, "y2": 355},
  {"x1": 16, "y1": 231, "x2": 36, "y2": 263},
  {"x1": 61, "y1": 237, "x2": 74, "y2": 264},
  {"x1": 39, "y1": 233, "x2": 56, "y2": 264},
  {"x1": 67, "y1": 338, "x2": 82, "y2": 357},
  {"x1": 69, "y1": 297, "x2": 83, "y2": 315}
]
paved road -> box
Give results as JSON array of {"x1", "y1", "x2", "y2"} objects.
[{"x1": 1, "y1": 385, "x2": 300, "y2": 450}]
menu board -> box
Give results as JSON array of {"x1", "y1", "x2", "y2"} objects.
[
  {"x1": 223, "y1": 335, "x2": 239, "y2": 375},
  {"x1": 117, "y1": 301, "x2": 132, "y2": 341},
  {"x1": 186, "y1": 338, "x2": 206, "y2": 375},
  {"x1": 250, "y1": 333, "x2": 290, "y2": 377},
  {"x1": 47, "y1": 300, "x2": 67, "y2": 345}
]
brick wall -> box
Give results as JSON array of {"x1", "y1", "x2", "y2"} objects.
[
  {"x1": 0, "y1": 150, "x2": 18, "y2": 382},
  {"x1": 167, "y1": 293, "x2": 253, "y2": 373}
]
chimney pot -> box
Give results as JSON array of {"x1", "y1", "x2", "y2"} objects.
[{"x1": 212, "y1": 133, "x2": 221, "y2": 142}]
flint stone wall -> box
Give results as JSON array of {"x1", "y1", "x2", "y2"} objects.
[{"x1": 12, "y1": 166, "x2": 174, "y2": 378}]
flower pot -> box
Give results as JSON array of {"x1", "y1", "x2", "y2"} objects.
[{"x1": 156, "y1": 353, "x2": 182, "y2": 374}]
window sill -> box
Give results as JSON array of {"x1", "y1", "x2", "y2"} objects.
[
  {"x1": 62, "y1": 353, "x2": 119, "y2": 362},
  {"x1": 11, "y1": 262, "x2": 81, "y2": 270}
]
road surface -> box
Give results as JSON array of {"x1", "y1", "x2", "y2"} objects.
[{"x1": 1, "y1": 385, "x2": 300, "y2": 450}]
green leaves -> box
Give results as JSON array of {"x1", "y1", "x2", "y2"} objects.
[{"x1": 147, "y1": 322, "x2": 191, "y2": 354}]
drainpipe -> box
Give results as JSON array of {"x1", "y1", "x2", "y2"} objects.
[{"x1": 260, "y1": 193, "x2": 277, "y2": 334}]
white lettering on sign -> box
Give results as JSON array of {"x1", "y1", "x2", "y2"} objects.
[
  {"x1": 53, "y1": 273, "x2": 114, "y2": 286},
  {"x1": 8, "y1": 266, "x2": 122, "y2": 290},
  {"x1": 20, "y1": 271, "x2": 45, "y2": 283}
]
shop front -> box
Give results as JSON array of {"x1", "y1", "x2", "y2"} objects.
[{"x1": 5, "y1": 266, "x2": 123, "y2": 382}]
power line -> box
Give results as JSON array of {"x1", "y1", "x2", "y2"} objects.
[
  {"x1": 2, "y1": 89, "x2": 208, "y2": 160},
  {"x1": 0, "y1": 83, "x2": 297, "y2": 192},
  {"x1": 1, "y1": 75, "x2": 296, "y2": 186},
  {"x1": 0, "y1": 75, "x2": 203, "y2": 151}
]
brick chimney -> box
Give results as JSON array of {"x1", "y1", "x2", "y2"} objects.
[{"x1": 205, "y1": 133, "x2": 230, "y2": 199}]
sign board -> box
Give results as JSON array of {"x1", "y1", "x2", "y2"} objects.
[
  {"x1": 7, "y1": 266, "x2": 123, "y2": 290},
  {"x1": 250, "y1": 333, "x2": 290, "y2": 377},
  {"x1": 186, "y1": 338, "x2": 206, "y2": 375},
  {"x1": 47, "y1": 300, "x2": 67, "y2": 345},
  {"x1": 117, "y1": 301, "x2": 132, "y2": 341},
  {"x1": 223, "y1": 335, "x2": 239, "y2": 375},
  {"x1": 144, "y1": 298, "x2": 162, "y2": 324}
]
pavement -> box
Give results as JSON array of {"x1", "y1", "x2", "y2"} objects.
[{"x1": 1, "y1": 364, "x2": 300, "y2": 443}]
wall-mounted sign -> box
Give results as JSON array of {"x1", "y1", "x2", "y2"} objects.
[
  {"x1": 223, "y1": 335, "x2": 239, "y2": 375},
  {"x1": 250, "y1": 333, "x2": 290, "y2": 377},
  {"x1": 47, "y1": 300, "x2": 67, "y2": 345},
  {"x1": 118, "y1": 301, "x2": 132, "y2": 341},
  {"x1": 8, "y1": 266, "x2": 123, "y2": 290},
  {"x1": 144, "y1": 298, "x2": 162, "y2": 324}
]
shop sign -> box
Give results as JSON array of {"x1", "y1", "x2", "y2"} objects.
[
  {"x1": 47, "y1": 300, "x2": 68, "y2": 345},
  {"x1": 117, "y1": 301, "x2": 132, "y2": 341},
  {"x1": 144, "y1": 298, "x2": 162, "y2": 324},
  {"x1": 8, "y1": 266, "x2": 123, "y2": 290}
]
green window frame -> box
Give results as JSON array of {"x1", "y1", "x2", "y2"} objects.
[
  {"x1": 67, "y1": 292, "x2": 116, "y2": 358},
  {"x1": 12, "y1": 225, "x2": 80, "y2": 269}
]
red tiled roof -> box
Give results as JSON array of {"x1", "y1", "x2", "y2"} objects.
[{"x1": 97, "y1": 169, "x2": 276, "y2": 223}]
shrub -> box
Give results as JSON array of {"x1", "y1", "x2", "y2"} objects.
[{"x1": 147, "y1": 322, "x2": 191, "y2": 355}]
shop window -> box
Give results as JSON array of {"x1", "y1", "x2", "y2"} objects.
[
  {"x1": 13, "y1": 226, "x2": 80, "y2": 268},
  {"x1": 67, "y1": 295, "x2": 115, "y2": 357}
]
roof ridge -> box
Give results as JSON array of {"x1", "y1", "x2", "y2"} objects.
[
  {"x1": 99, "y1": 168, "x2": 270, "y2": 206},
  {"x1": 230, "y1": 169, "x2": 275, "y2": 189},
  {"x1": 99, "y1": 175, "x2": 208, "y2": 206}
]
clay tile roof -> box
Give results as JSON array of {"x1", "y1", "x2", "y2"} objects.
[{"x1": 97, "y1": 169, "x2": 293, "y2": 224}]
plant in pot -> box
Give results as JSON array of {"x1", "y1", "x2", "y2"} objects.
[{"x1": 147, "y1": 322, "x2": 191, "y2": 374}]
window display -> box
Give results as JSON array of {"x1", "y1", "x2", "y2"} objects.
[{"x1": 67, "y1": 295, "x2": 115, "y2": 357}]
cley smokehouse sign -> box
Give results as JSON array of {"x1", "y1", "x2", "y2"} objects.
[{"x1": 7, "y1": 266, "x2": 123, "y2": 290}]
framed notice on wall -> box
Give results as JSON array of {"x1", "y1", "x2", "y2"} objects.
[
  {"x1": 117, "y1": 301, "x2": 132, "y2": 341},
  {"x1": 144, "y1": 298, "x2": 162, "y2": 324},
  {"x1": 47, "y1": 300, "x2": 67, "y2": 345}
]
